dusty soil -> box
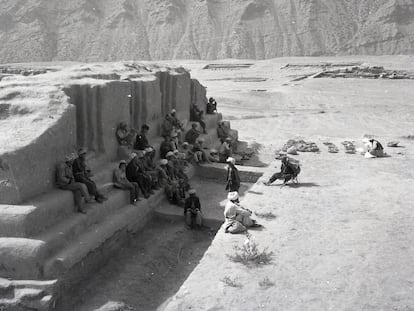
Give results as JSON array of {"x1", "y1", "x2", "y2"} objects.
[
  {"x1": 159, "y1": 57, "x2": 414, "y2": 310},
  {"x1": 58, "y1": 218, "x2": 216, "y2": 311}
]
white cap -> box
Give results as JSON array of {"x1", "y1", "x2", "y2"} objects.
[
  {"x1": 188, "y1": 189, "x2": 196, "y2": 194},
  {"x1": 227, "y1": 191, "x2": 239, "y2": 201},
  {"x1": 226, "y1": 157, "x2": 236, "y2": 164},
  {"x1": 145, "y1": 147, "x2": 153, "y2": 153},
  {"x1": 210, "y1": 149, "x2": 218, "y2": 154},
  {"x1": 129, "y1": 153, "x2": 137, "y2": 160},
  {"x1": 166, "y1": 151, "x2": 174, "y2": 157},
  {"x1": 159, "y1": 159, "x2": 168, "y2": 165},
  {"x1": 171, "y1": 109, "x2": 177, "y2": 114}
]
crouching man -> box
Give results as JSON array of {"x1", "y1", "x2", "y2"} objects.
[
  {"x1": 184, "y1": 189, "x2": 203, "y2": 229},
  {"x1": 224, "y1": 192, "x2": 260, "y2": 234}
]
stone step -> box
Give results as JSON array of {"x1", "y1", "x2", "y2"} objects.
[{"x1": 42, "y1": 198, "x2": 159, "y2": 279}]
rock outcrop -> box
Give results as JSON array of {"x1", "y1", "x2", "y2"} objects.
[{"x1": 0, "y1": 0, "x2": 413, "y2": 63}]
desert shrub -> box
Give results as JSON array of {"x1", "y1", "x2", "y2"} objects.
[
  {"x1": 259, "y1": 277, "x2": 275, "y2": 288},
  {"x1": 221, "y1": 276, "x2": 243, "y2": 288},
  {"x1": 227, "y1": 237, "x2": 273, "y2": 267}
]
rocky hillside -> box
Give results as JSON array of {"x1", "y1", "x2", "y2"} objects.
[{"x1": 0, "y1": 0, "x2": 413, "y2": 62}]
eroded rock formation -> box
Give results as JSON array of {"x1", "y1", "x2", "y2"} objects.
[{"x1": 0, "y1": 0, "x2": 413, "y2": 63}]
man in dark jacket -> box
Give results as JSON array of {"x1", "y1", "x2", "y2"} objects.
[
  {"x1": 184, "y1": 189, "x2": 203, "y2": 228},
  {"x1": 264, "y1": 156, "x2": 301, "y2": 186},
  {"x1": 185, "y1": 123, "x2": 201, "y2": 145},
  {"x1": 72, "y1": 148, "x2": 107, "y2": 203},
  {"x1": 225, "y1": 157, "x2": 241, "y2": 192},
  {"x1": 126, "y1": 152, "x2": 153, "y2": 198},
  {"x1": 56, "y1": 154, "x2": 92, "y2": 213}
]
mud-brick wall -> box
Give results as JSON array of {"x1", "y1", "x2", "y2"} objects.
[
  {"x1": 191, "y1": 79, "x2": 208, "y2": 114},
  {"x1": 0, "y1": 106, "x2": 77, "y2": 204}
]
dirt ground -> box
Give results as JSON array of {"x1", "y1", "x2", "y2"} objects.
[
  {"x1": 158, "y1": 57, "x2": 414, "y2": 310},
  {"x1": 59, "y1": 218, "x2": 216, "y2": 311}
]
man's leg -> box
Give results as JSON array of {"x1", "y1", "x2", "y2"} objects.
[
  {"x1": 60, "y1": 184, "x2": 86, "y2": 213},
  {"x1": 195, "y1": 211, "x2": 203, "y2": 227},
  {"x1": 185, "y1": 213, "x2": 192, "y2": 227},
  {"x1": 131, "y1": 182, "x2": 140, "y2": 201}
]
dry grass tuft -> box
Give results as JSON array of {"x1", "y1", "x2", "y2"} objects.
[
  {"x1": 221, "y1": 276, "x2": 243, "y2": 288},
  {"x1": 259, "y1": 277, "x2": 275, "y2": 289},
  {"x1": 228, "y1": 237, "x2": 273, "y2": 267}
]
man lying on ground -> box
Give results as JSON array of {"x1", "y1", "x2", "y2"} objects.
[
  {"x1": 224, "y1": 191, "x2": 261, "y2": 234},
  {"x1": 56, "y1": 153, "x2": 93, "y2": 213},
  {"x1": 72, "y1": 148, "x2": 108, "y2": 203},
  {"x1": 184, "y1": 189, "x2": 203, "y2": 229},
  {"x1": 113, "y1": 160, "x2": 140, "y2": 204}
]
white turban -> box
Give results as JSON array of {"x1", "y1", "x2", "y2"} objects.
[
  {"x1": 227, "y1": 191, "x2": 239, "y2": 201},
  {"x1": 226, "y1": 157, "x2": 236, "y2": 164}
]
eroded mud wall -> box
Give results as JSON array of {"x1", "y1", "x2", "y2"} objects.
[
  {"x1": 0, "y1": 106, "x2": 77, "y2": 204},
  {"x1": 191, "y1": 79, "x2": 208, "y2": 114}
]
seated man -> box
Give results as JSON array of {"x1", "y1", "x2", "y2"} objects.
[
  {"x1": 224, "y1": 191, "x2": 260, "y2": 234},
  {"x1": 185, "y1": 123, "x2": 201, "y2": 145},
  {"x1": 180, "y1": 142, "x2": 195, "y2": 163},
  {"x1": 219, "y1": 137, "x2": 233, "y2": 163},
  {"x1": 56, "y1": 153, "x2": 92, "y2": 214},
  {"x1": 126, "y1": 153, "x2": 153, "y2": 198},
  {"x1": 184, "y1": 189, "x2": 203, "y2": 229},
  {"x1": 113, "y1": 160, "x2": 140, "y2": 204},
  {"x1": 366, "y1": 138, "x2": 385, "y2": 158},
  {"x1": 134, "y1": 124, "x2": 155, "y2": 159},
  {"x1": 170, "y1": 109, "x2": 184, "y2": 142},
  {"x1": 161, "y1": 114, "x2": 174, "y2": 138},
  {"x1": 116, "y1": 121, "x2": 136, "y2": 159},
  {"x1": 72, "y1": 148, "x2": 107, "y2": 203},
  {"x1": 208, "y1": 149, "x2": 220, "y2": 163},
  {"x1": 264, "y1": 156, "x2": 301, "y2": 186},
  {"x1": 160, "y1": 136, "x2": 174, "y2": 159},
  {"x1": 158, "y1": 159, "x2": 181, "y2": 204},
  {"x1": 207, "y1": 97, "x2": 217, "y2": 114},
  {"x1": 193, "y1": 138, "x2": 210, "y2": 164},
  {"x1": 142, "y1": 149, "x2": 160, "y2": 190},
  {"x1": 190, "y1": 104, "x2": 207, "y2": 134},
  {"x1": 225, "y1": 157, "x2": 240, "y2": 192}
]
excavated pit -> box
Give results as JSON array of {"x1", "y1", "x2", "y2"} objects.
[{"x1": 57, "y1": 171, "x2": 261, "y2": 311}]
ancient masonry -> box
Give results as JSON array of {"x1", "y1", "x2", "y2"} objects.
[{"x1": 0, "y1": 63, "x2": 224, "y2": 310}]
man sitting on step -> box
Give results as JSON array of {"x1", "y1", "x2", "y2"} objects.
[
  {"x1": 113, "y1": 160, "x2": 140, "y2": 204},
  {"x1": 72, "y1": 148, "x2": 108, "y2": 203},
  {"x1": 185, "y1": 123, "x2": 201, "y2": 145},
  {"x1": 56, "y1": 153, "x2": 93, "y2": 214},
  {"x1": 184, "y1": 189, "x2": 203, "y2": 229}
]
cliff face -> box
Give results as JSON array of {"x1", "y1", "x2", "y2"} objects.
[{"x1": 0, "y1": 0, "x2": 413, "y2": 63}]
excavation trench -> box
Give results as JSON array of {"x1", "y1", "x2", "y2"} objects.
[{"x1": 57, "y1": 170, "x2": 261, "y2": 311}]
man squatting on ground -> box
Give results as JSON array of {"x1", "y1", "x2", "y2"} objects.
[
  {"x1": 184, "y1": 189, "x2": 203, "y2": 229},
  {"x1": 224, "y1": 191, "x2": 260, "y2": 234},
  {"x1": 264, "y1": 155, "x2": 301, "y2": 186}
]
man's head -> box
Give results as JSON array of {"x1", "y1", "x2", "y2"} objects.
[
  {"x1": 65, "y1": 153, "x2": 75, "y2": 164},
  {"x1": 166, "y1": 151, "x2": 175, "y2": 159},
  {"x1": 227, "y1": 191, "x2": 239, "y2": 202},
  {"x1": 210, "y1": 149, "x2": 218, "y2": 155},
  {"x1": 226, "y1": 157, "x2": 236, "y2": 165},
  {"x1": 191, "y1": 123, "x2": 198, "y2": 130},
  {"x1": 197, "y1": 137, "x2": 204, "y2": 145},
  {"x1": 145, "y1": 147, "x2": 153, "y2": 155},
  {"x1": 138, "y1": 151, "x2": 145, "y2": 159},
  {"x1": 188, "y1": 189, "x2": 196, "y2": 196},
  {"x1": 119, "y1": 160, "x2": 127, "y2": 170},
  {"x1": 171, "y1": 109, "x2": 177, "y2": 116},
  {"x1": 159, "y1": 159, "x2": 168, "y2": 166},
  {"x1": 141, "y1": 124, "x2": 149, "y2": 134},
  {"x1": 209, "y1": 97, "x2": 214, "y2": 102},
  {"x1": 119, "y1": 121, "x2": 128, "y2": 130},
  {"x1": 182, "y1": 142, "x2": 189, "y2": 149},
  {"x1": 130, "y1": 153, "x2": 137, "y2": 161},
  {"x1": 78, "y1": 148, "x2": 87, "y2": 159}
]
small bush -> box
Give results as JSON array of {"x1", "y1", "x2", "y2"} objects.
[
  {"x1": 259, "y1": 277, "x2": 275, "y2": 288},
  {"x1": 221, "y1": 276, "x2": 243, "y2": 288},
  {"x1": 255, "y1": 212, "x2": 277, "y2": 220},
  {"x1": 227, "y1": 237, "x2": 273, "y2": 267}
]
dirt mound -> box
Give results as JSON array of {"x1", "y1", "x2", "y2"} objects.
[{"x1": 0, "y1": 0, "x2": 413, "y2": 63}]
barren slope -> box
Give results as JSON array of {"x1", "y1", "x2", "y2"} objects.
[{"x1": 1, "y1": 0, "x2": 414, "y2": 63}]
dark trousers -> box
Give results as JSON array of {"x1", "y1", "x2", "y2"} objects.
[
  {"x1": 59, "y1": 182, "x2": 87, "y2": 211},
  {"x1": 75, "y1": 174, "x2": 99, "y2": 198},
  {"x1": 136, "y1": 173, "x2": 152, "y2": 195},
  {"x1": 115, "y1": 182, "x2": 140, "y2": 203},
  {"x1": 269, "y1": 172, "x2": 292, "y2": 184}
]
